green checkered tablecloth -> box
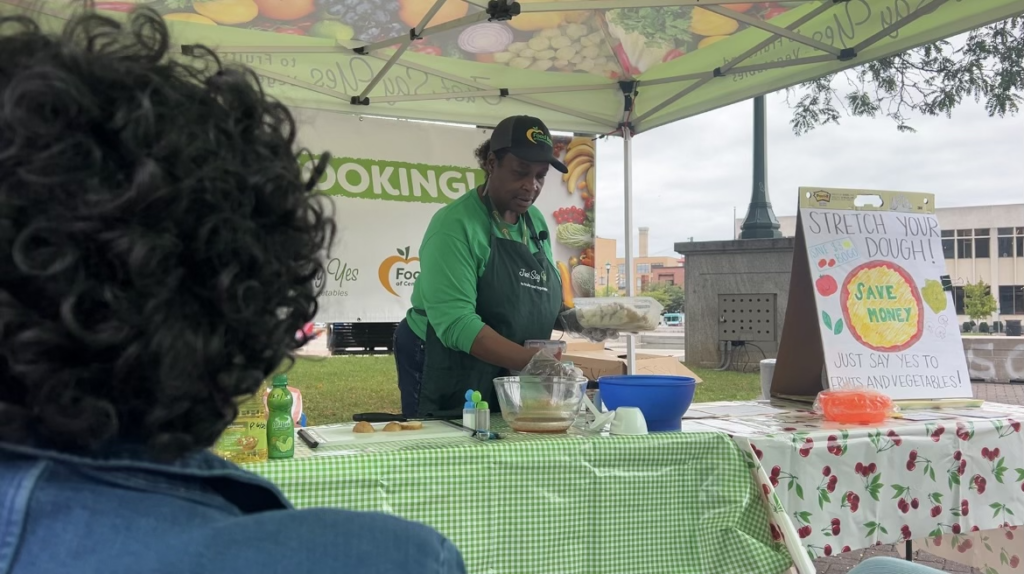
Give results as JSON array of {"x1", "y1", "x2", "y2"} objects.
[{"x1": 244, "y1": 427, "x2": 791, "y2": 574}]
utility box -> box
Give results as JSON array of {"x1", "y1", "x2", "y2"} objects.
[{"x1": 718, "y1": 294, "x2": 777, "y2": 342}]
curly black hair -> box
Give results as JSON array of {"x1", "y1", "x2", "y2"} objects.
[
  {"x1": 0, "y1": 8, "x2": 333, "y2": 460},
  {"x1": 473, "y1": 140, "x2": 510, "y2": 175}
]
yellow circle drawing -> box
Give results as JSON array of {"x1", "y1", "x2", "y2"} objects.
[{"x1": 841, "y1": 261, "x2": 924, "y2": 352}]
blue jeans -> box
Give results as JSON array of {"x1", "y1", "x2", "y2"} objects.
[{"x1": 394, "y1": 318, "x2": 425, "y2": 418}]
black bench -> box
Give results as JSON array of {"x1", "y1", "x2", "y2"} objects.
[{"x1": 327, "y1": 322, "x2": 398, "y2": 355}]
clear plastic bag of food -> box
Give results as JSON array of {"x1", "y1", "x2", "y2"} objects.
[
  {"x1": 571, "y1": 297, "x2": 664, "y2": 332},
  {"x1": 814, "y1": 389, "x2": 898, "y2": 424}
]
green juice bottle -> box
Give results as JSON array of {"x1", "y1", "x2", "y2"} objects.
[{"x1": 266, "y1": 374, "x2": 294, "y2": 459}]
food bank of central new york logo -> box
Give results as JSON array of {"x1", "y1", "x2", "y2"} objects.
[{"x1": 379, "y1": 247, "x2": 420, "y2": 297}]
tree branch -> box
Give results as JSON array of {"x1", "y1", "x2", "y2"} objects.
[{"x1": 785, "y1": 17, "x2": 1024, "y2": 134}]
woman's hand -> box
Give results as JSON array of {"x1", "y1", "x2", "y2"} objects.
[
  {"x1": 519, "y1": 350, "x2": 580, "y2": 379},
  {"x1": 469, "y1": 326, "x2": 541, "y2": 372}
]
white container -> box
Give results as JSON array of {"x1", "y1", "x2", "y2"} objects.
[
  {"x1": 610, "y1": 407, "x2": 648, "y2": 435},
  {"x1": 759, "y1": 359, "x2": 776, "y2": 400},
  {"x1": 572, "y1": 297, "x2": 664, "y2": 332}
]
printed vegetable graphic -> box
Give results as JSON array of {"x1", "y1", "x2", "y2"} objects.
[
  {"x1": 308, "y1": 20, "x2": 355, "y2": 41},
  {"x1": 93, "y1": 3, "x2": 139, "y2": 13},
  {"x1": 399, "y1": 0, "x2": 469, "y2": 28},
  {"x1": 690, "y1": 7, "x2": 739, "y2": 36},
  {"x1": 378, "y1": 247, "x2": 419, "y2": 297},
  {"x1": 565, "y1": 162, "x2": 591, "y2": 194},
  {"x1": 605, "y1": 7, "x2": 691, "y2": 73},
  {"x1": 572, "y1": 265, "x2": 595, "y2": 298},
  {"x1": 922, "y1": 279, "x2": 947, "y2": 313},
  {"x1": 489, "y1": 12, "x2": 615, "y2": 76},
  {"x1": 697, "y1": 36, "x2": 729, "y2": 49},
  {"x1": 163, "y1": 12, "x2": 217, "y2": 24},
  {"x1": 557, "y1": 261, "x2": 575, "y2": 307},
  {"x1": 564, "y1": 139, "x2": 595, "y2": 164},
  {"x1": 563, "y1": 137, "x2": 595, "y2": 195},
  {"x1": 816, "y1": 275, "x2": 838, "y2": 297},
  {"x1": 253, "y1": 0, "x2": 315, "y2": 21},
  {"x1": 553, "y1": 206, "x2": 586, "y2": 225},
  {"x1": 580, "y1": 247, "x2": 594, "y2": 268},
  {"x1": 763, "y1": 6, "x2": 790, "y2": 19},
  {"x1": 507, "y1": 0, "x2": 566, "y2": 32},
  {"x1": 192, "y1": 0, "x2": 258, "y2": 25},
  {"x1": 556, "y1": 223, "x2": 595, "y2": 249},
  {"x1": 457, "y1": 23, "x2": 514, "y2": 53}
]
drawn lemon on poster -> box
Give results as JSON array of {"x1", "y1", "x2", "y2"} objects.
[
  {"x1": 840, "y1": 261, "x2": 924, "y2": 352},
  {"x1": 922, "y1": 279, "x2": 947, "y2": 314}
]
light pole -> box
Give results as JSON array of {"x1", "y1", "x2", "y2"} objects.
[
  {"x1": 739, "y1": 95, "x2": 782, "y2": 239},
  {"x1": 605, "y1": 262, "x2": 612, "y2": 296}
]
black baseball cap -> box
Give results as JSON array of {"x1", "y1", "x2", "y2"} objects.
[{"x1": 490, "y1": 115, "x2": 568, "y2": 173}]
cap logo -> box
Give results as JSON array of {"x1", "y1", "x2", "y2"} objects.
[{"x1": 525, "y1": 127, "x2": 552, "y2": 146}]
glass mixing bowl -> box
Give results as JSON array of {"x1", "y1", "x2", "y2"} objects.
[{"x1": 492, "y1": 376, "x2": 588, "y2": 433}]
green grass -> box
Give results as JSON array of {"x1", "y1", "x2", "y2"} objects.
[
  {"x1": 284, "y1": 356, "x2": 761, "y2": 426},
  {"x1": 692, "y1": 368, "x2": 762, "y2": 402},
  {"x1": 286, "y1": 356, "x2": 400, "y2": 426}
]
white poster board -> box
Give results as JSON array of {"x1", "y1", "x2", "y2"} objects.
[
  {"x1": 294, "y1": 110, "x2": 597, "y2": 323},
  {"x1": 774, "y1": 188, "x2": 971, "y2": 401}
]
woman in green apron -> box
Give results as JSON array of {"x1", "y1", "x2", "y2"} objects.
[{"x1": 394, "y1": 115, "x2": 569, "y2": 418}]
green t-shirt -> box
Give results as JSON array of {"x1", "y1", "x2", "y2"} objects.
[{"x1": 407, "y1": 188, "x2": 554, "y2": 353}]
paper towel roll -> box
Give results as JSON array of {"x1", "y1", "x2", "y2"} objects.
[{"x1": 760, "y1": 359, "x2": 776, "y2": 400}]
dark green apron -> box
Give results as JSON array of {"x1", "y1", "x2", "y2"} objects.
[{"x1": 415, "y1": 205, "x2": 562, "y2": 418}]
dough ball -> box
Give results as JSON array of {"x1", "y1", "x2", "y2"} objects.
[{"x1": 353, "y1": 421, "x2": 375, "y2": 433}]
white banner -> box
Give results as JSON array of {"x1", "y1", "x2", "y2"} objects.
[{"x1": 295, "y1": 110, "x2": 598, "y2": 323}]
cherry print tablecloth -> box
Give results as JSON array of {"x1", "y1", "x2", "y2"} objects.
[
  {"x1": 682, "y1": 401, "x2": 1024, "y2": 574},
  {"x1": 922, "y1": 520, "x2": 1023, "y2": 574}
]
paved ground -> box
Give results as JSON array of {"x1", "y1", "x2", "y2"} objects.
[
  {"x1": 811, "y1": 382, "x2": 1024, "y2": 574},
  {"x1": 813, "y1": 544, "x2": 978, "y2": 573}
]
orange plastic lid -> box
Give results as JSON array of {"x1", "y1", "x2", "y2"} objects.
[{"x1": 816, "y1": 389, "x2": 894, "y2": 424}]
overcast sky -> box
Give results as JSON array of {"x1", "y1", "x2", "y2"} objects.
[{"x1": 594, "y1": 91, "x2": 1024, "y2": 258}]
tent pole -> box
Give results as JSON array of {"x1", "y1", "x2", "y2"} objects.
[{"x1": 623, "y1": 128, "x2": 636, "y2": 375}]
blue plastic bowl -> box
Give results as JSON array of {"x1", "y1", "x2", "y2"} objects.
[{"x1": 598, "y1": 375, "x2": 697, "y2": 432}]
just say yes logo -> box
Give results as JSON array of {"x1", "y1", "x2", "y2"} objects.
[
  {"x1": 316, "y1": 258, "x2": 360, "y2": 298},
  {"x1": 379, "y1": 247, "x2": 420, "y2": 297},
  {"x1": 519, "y1": 268, "x2": 546, "y2": 283}
]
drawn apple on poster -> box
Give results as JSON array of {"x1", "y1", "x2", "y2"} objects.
[
  {"x1": 816, "y1": 275, "x2": 838, "y2": 297},
  {"x1": 815, "y1": 258, "x2": 838, "y2": 297}
]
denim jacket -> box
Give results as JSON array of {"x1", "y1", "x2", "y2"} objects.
[{"x1": 0, "y1": 442, "x2": 465, "y2": 574}]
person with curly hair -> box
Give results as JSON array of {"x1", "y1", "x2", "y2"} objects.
[{"x1": 0, "y1": 8, "x2": 464, "y2": 574}]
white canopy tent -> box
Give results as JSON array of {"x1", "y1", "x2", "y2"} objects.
[{"x1": 12, "y1": 0, "x2": 1024, "y2": 372}]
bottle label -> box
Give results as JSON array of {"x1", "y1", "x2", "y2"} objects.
[{"x1": 213, "y1": 420, "x2": 268, "y2": 463}]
